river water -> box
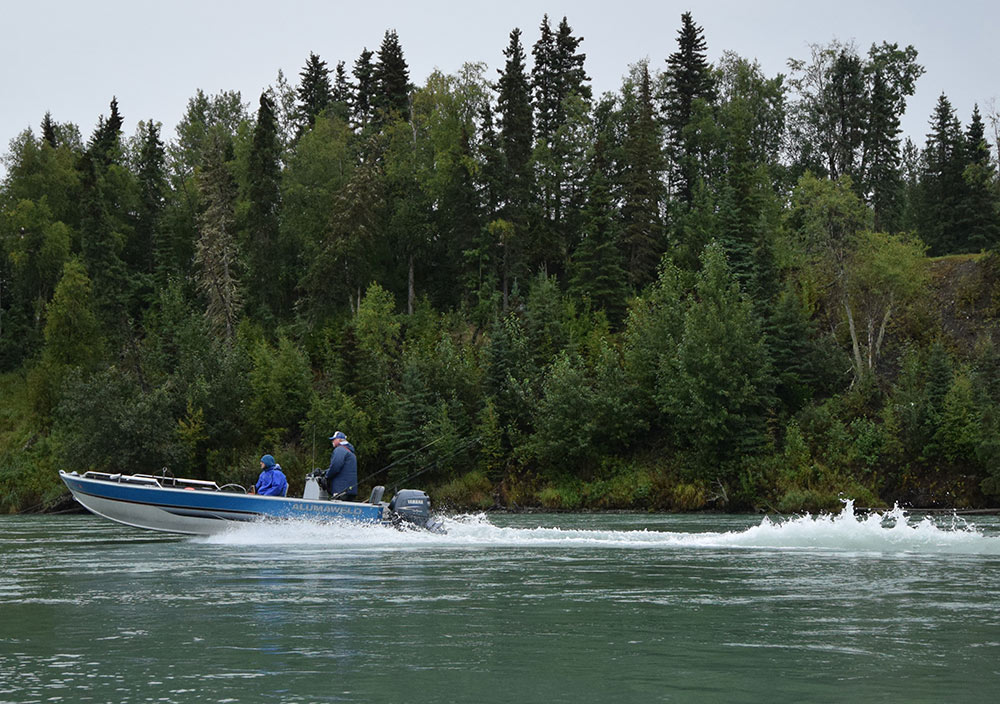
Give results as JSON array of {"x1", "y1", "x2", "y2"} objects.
[{"x1": 2, "y1": 506, "x2": 999, "y2": 703}]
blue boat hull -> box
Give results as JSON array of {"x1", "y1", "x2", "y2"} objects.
[{"x1": 59, "y1": 470, "x2": 387, "y2": 535}]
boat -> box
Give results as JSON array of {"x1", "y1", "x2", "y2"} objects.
[{"x1": 58, "y1": 469, "x2": 444, "y2": 536}]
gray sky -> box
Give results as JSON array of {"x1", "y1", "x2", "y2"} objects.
[{"x1": 2, "y1": 0, "x2": 998, "y2": 165}]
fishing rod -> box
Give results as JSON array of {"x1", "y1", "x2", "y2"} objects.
[
  {"x1": 355, "y1": 436, "x2": 447, "y2": 487},
  {"x1": 389, "y1": 436, "x2": 481, "y2": 493}
]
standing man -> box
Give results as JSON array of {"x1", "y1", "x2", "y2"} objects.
[{"x1": 325, "y1": 431, "x2": 358, "y2": 501}]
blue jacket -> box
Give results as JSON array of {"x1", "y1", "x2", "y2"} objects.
[
  {"x1": 255, "y1": 466, "x2": 288, "y2": 496},
  {"x1": 325, "y1": 442, "x2": 358, "y2": 497}
]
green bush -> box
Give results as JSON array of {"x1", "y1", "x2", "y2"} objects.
[
  {"x1": 537, "y1": 482, "x2": 583, "y2": 510},
  {"x1": 433, "y1": 471, "x2": 495, "y2": 511},
  {"x1": 671, "y1": 482, "x2": 707, "y2": 510},
  {"x1": 776, "y1": 487, "x2": 842, "y2": 513}
]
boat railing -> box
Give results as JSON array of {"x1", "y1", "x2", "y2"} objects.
[{"x1": 81, "y1": 471, "x2": 223, "y2": 492}]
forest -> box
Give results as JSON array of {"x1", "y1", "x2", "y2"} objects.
[{"x1": 2, "y1": 13, "x2": 1000, "y2": 514}]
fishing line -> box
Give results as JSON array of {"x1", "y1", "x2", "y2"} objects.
[
  {"x1": 389, "y1": 436, "x2": 481, "y2": 492},
  {"x1": 354, "y1": 435, "x2": 447, "y2": 486}
]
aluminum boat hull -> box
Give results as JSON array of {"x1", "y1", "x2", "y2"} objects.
[{"x1": 59, "y1": 470, "x2": 386, "y2": 536}]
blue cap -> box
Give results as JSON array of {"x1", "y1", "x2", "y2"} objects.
[
  {"x1": 260, "y1": 454, "x2": 276, "y2": 468},
  {"x1": 329, "y1": 431, "x2": 347, "y2": 441}
]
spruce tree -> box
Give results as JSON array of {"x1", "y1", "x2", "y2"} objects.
[
  {"x1": 41, "y1": 112, "x2": 57, "y2": 148},
  {"x1": 657, "y1": 243, "x2": 773, "y2": 482},
  {"x1": 373, "y1": 30, "x2": 411, "y2": 123},
  {"x1": 497, "y1": 28, "x2": 534, "y2": 212},
  {"x1": 554, "y1": 16, "x2": 592, "y2": 106},
  {"x1": 959, "y1": 105, "x2": 1000, "y2": 251},
  {"x1": 435, "y1": 125, "x2": 482, "y2": 303},
  {"x1": 621, "y1": 62, "x2": 664, "y2": 288},
  {"x1": 245, "y1": 91, "x2": 284, "y2": 317},
  {"x1": 531, "y1": 15, "x2": 558, "y2": 143},
  {"x1": 476, "y1": 102, "x2": 504, "y2": 220},
  {"x1": 330, "y1": 60, "x2": 352, "y2": 124},
  {"x1": 919, "y1": 95, "x2": 966, "y2": 254},
  {"x1": 531, "y1": 15, "x2": 591, "y2": 277},
  {"x1": 764, "y1": 287, "x2": 829, "y2": 415},
  {"x1": 920, "y1": 341, "x2": 953, "y2": 461},
  {"x1": 569, "y1": 133, "x2": 628, "y2": 323},
  {"x1": 195, "y1": 134, "x2": 241, "y2": 342},
  {"x1": 494, "y1": 28, "x2": 534, "y2": 303},
  {"x1": 88, "y1": 97, "x2": 124, "y2": 167},
  {"x1": 77, "y1": 151, "x2": 127, "y2": 328},
  {"x1": 824, "y1": 50, "x2": 866, "y2": 182},
  {"x1": 132, "y1": 120, "x2": 166, "y2": 282},
  {"x1": 532, "y1": 16, "x2": 591, "y2": 144},
  {"x1": 296, "y1": 52, "x2": 333, "y2": 135},
  {"x1": 862, "y1": 43, "x2": 924, "y2": 232},
  {"x1": 352, "y1": 48, "x2": 376, "y2": 130},
  {"x1": 663, "y1": 12, "x2": 715, "y2": 203}
]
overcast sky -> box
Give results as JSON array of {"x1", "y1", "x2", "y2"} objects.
[{"x1": 2, "y1": 0, "x2": 997, "y2": 167}]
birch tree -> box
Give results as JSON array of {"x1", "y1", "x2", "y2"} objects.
[{"x1": 789, "y1": 173, "x2": 927, "y2": 384}]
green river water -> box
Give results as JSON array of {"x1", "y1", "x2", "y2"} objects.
[{"x1": 2, "y1": 508, "x2": 1000, "y2": 703}]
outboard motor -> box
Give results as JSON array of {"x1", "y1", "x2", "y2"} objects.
[
  {"x1": 390, "y1": 489, "x2": 443, "y2": 532},
  {"x1": 303, "y1": 469, "x2": 330, "y2": 500}
]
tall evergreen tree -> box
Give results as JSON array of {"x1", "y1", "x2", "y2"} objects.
[
  {"x1": 300, "y1": 156, "x2": 385, "y2": 319},
  {"x1": 494, "y1": 27, "x2": 535, "y2": 305},
  {"x1": 476, "y1": 101, "x2": 504, "y2": 220},
  {"x1": 789, "y1": 41, "x2": 922, "y2": 225},
  {"x1": 569, "y1": 132, "x2": 628, "y2": 323},
  {"x1": 132, "y1": 120, "x2": 166, "y2": 282},
  {"x1": 352, "y1": 48, "x2": 376, "y2": 130},
  {"x1": 195, "y1": 134, "x2": 241, "y2": 342},
  {"x1": 41, "y1": 112, "x2": 57, "y2": 148},
  {"x1": 77, "y1": 151, "x2": 128, "y2": 329},
  {"x1": 245, "y1": 91, "x2": 285, "y2": 318},
  {"x1": 554, "y1": 17, "x2": 592, "y2": 106},
  {"x1": 711, "y1": 54, "x2": 786, "y2": 296},
  {"x1": 88, "y1": 97, "x2": 124, "y2": 167},
  {"x1": 296, "y1": 52, "x2": 333, "y2": 135},
  {"x1": 373, "y1": 30, "x2": 411, "y2": 123},
  {"x1": 862, "y1": 43, "x2": 923, "y2": 231},
  {"x1": 531, "y1": 15, "x2": 591, "y2": 277},
  {"x1": 821, "y1": 50, "x2": 867, "y2": 183},
  {"x1": 919, "y1": 94, "x2": 966, "y2": 254},
  {"x1": 497, "y1": 28, "x2": 534, "y2": 210},
  {"x1": 657, "y1": 243, "x2": 774, "y2": 483},
  {"x1": 663, "y1": 12, "x2": 715, "y2": 203},
  {"x1": 958, "y1": 105, "x2": 1000, "y2": 250},
  {"x1": 330, "y1": 60, "x2": 352, "y2": 124},
  {"x1": 621, "y1": 63, "x2": 664, "y2": 288},
  {"x1": 531, "y1": 16, "x2": 558, "y2": 142}
]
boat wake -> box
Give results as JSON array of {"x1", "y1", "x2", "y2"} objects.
[{"x1": 196, "y1": 500, "x2": 1000, "y2": 555}]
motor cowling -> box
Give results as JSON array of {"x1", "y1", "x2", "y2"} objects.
[
  {"x1": 303, "y1": 469, "x2": 329, "y2": 500},
  {"x1": 390, "y1": 489, "x2": 432, "y2": 526}
]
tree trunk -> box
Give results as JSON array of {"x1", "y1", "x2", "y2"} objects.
[
  {"x1": 502, "y1": 245, "x2": 509, "y2": 314},
  {"x1": 408, "y1": 255, "x2": 415, "y2": 316},
  {"x1": 844, "y1": 297, "x2": 864, "y2": 382},
  {"x1": 873, "y1": 302, "x2": 894, "y2": 372}
]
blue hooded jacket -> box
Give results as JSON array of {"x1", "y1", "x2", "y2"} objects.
[
  {"x1": 325, "y1": 442, "x2": 358, "y2": 497},
  {"x1": 255, "y1": 454, "x2": 288, "y2": 496}
]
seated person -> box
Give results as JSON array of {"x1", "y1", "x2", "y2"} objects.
[{"x1": 254, "y1": 454, "x2": 288, "y2": 496}]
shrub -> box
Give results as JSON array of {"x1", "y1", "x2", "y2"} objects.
[{"x1": 433, "y1": 471, "x2": 495, "y2": 511}]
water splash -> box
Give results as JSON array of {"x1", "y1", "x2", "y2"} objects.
[
  {"x1": 196, "y1": 500, "x2": 1000, "y2": 555},
  {"x1": 714, "y1": 500, "x2": 1000, "y2": 554}
]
